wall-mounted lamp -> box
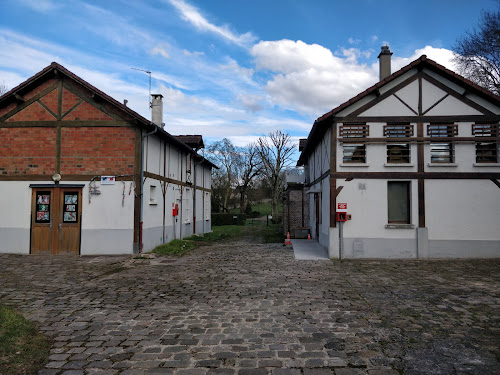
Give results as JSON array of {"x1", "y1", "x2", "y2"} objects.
[{"x1": 52, "y1": 173, "x2": 61, "y2": 185}]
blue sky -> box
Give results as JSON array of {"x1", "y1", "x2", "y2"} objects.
[{"x1": 0, "y1": 0, "x2": 498, "y2": 149}]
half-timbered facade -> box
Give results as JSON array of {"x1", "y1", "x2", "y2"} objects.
[
  {"x1": 0, "y1": 62, "x2": 214, "y2": 255},
  {"x1": 297, "y1": 49, "x2": 500, "y2": 258}
]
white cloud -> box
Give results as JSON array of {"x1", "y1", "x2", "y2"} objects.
[
  {"x1": 392, "y1": 45, "x2": 457, "y2": 72},
  {"x1": 166, "y1": 0, "x2": 256, "y2": 47},
  {"x1": 251, "y1": 39, "x2": 376, "y2": 115},
  {"x1": 151, "y1": 46, "x2": 170, "y2": 59},
  {"x1": 183, "y1": 49, "x2": 204, "y2": 57},
  {"x1": 18, "y1": 0, "x2": 59, "y2": 12},
  {"x1": 348, "y1": 37, "x2": 361, "y2": 45},
  {"x1": 251, "y1": 40, "x2": 459, "y2": 117},
  {"x1": 237, "y1": 93, "x2": 266, "y2": 112}
]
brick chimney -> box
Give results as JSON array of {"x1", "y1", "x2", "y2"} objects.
[
  {"x1": 378, "y1": 45, "x2": 392, "y2": 81},
  {"x1": 151, "y1": 94, "x2": 164, "y2": 128}
]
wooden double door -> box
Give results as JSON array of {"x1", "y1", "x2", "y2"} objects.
[{"x1": 30, "y1": 186, "x2": 82, "y2": 255}]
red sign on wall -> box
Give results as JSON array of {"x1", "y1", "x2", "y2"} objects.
[{"x1": 337, "y1": 203, "x2": 347, "y2": 212}]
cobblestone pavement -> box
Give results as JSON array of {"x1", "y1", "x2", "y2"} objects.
[{"x1": 1, "y1": 241, "x2": 499, "y2": 375}]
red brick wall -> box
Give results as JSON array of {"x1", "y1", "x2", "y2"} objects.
[
  {"x1": 0, "y1": 128, "x2": 57, "y2": 175},
  {"x1": 39, "y1": 88, "x2": 59, "y2": 115},
  {"x1": 63, "y1": 101, "x2": 112, "y2": 121},
  {"x1": 23, "y1": 78, "x2": 57, "y2": 101},
  {"x1": 7, "y1": 101, "x2": 57, "y2": 121},
  {"x1": 60, "y1": 127, "x2": 136, "y2": 175}
]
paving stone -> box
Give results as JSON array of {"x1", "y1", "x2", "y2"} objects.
[
  {"x1": 271, "y1": 370, "x2": 301, "y2": 375},
  {"x1": 60, "y1": 371, "x2": 85, "y2": 375},
  {"x1": 303, "y1": 370, "x2": 333, "y2": 375},
  {"x1": 238, "y1": 370, "x2": 268, "y2": 375},
  {"x1": 0, "y1": 244, "x2": 499, "y2": 375}
]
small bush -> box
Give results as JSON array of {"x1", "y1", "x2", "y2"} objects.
[
  {"x1": 245, "y1": 203, "x2": 253, "y2": 215},
  {"x1": 251, "y1": 211, "x2": 261, "y2": 218}
]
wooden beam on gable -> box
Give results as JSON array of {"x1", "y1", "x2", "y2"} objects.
[
  {"x1": 62, "y1": 81, "x2": 122, "y2": 121},
  {"x1": 0, "y1": 82, "x2": 58, "y2": 122},
  {"x1": 345, "y1": 73, "x2": 419, "y2": 119},
  {"x1": 421, "y1": 72, "x2": 495, "y2": 115}
]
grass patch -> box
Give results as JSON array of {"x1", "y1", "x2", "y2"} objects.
[
  {"x1": 228, "y1": 202, "x2": 282, "y2": 217},
  {"x1": 188, "y1": 225, "x2": 248, "y2": 241},
  {"x1": 152, "y1": 239, "x2": 197, "y2": 256},
  {"x1": 0, "y1": 305, "x2": 51, "y2": 375},
  {"x1": 261, "y1": 222, "x2": 284, "y2": 243},
  {"x1": 151, "y1": 220, "x2": 284, "y2": 255}
]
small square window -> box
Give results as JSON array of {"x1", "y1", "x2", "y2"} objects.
[
  {"x1": 473, "y1": 124, "x2": 499, "y2": 163},
  {"x1": 149, "y1": 185, "x2": 157, "y2": 205},
  {"x1": 428, "y1": 124, "x2": 457, "y2": 163},
  {"x1": 343, "y1": 144, "x2": 366, "y2": 163}
]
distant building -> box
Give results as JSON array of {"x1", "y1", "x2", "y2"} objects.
[
  {"x1": 295, "y1": 47, "x2": 500, "y2": 258},
  {"x1": 0, "y1": 62, "x2": 215, "y2": 255}
]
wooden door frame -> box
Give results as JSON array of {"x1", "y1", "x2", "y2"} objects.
[{"x1": 29, "y1": 184, "x2": 84, "y2": 255}]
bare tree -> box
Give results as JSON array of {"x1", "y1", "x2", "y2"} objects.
[
  {"x1": 207, "y1": 138, "x2": 239, "y2": 212},
  {"x1": 257, "y1": 130, "x2": 296, "y2": 220},
  {"x1": 235, "y1": 143, "x2": 263, "y2": 213},
  {"x1": 453, "y1": 7, "x2": 500, "y2": 95},
  {"x1": 0, "y1": 81, "x2": 8, "y2": 96}
]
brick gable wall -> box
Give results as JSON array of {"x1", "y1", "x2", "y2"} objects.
[
  {"x1": 0, "y1": 127, "x2": 57, "y2": 175},
  {"x1": 61, "y1": 127, "x2": 136, "y2": 176},
  {"x1": 1, "y1": 77, "x2": 138, "y2": 179}
]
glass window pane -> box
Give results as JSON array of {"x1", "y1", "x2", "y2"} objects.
[
  {"x1": 343, "y1": 144, "x2": 365, "y2": 163},
  {"x1": 388, "y1": 182, "x2": 410, "y2": 223}
]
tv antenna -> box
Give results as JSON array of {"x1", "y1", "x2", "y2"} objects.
[{"x1": 131, "y1": 67, "x2": 152, "y2": 107}]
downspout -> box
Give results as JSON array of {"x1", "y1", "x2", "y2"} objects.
[{"x1": 139, "y1": 125, "x2": 158, "y2": 252}]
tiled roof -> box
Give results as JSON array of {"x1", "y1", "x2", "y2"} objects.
[
  {"x1": 299, "y1": 138, "x2": 307, "y2": 152},
  {"x1": 174, "y1": 135, "x2": 204, "y2": 149}
]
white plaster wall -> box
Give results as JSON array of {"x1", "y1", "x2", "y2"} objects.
[
  {"x1": 426, "y1": 179, "x2": 500, "y2": 241},
  {"x1": 0, "y1": 181, "x2": 32, "y2": 229},
  {"x1": 422, "y1": 79, "x2": 447, "y2": 113},
  {"x1": 379, "y1": 70, "x2": 417, "y2": 95},
  {"x1": 426, "y1": 95, "x2": 482, "y2": 116},
  {"x1": 81, "y1": 180, "x2": 134, "y2": 254},
  {"x1": 337, "y1": 95, "x2": 375, "y2": 117},
  {"x1": 336, "y1": 179, "x2": 418, "y2": 239},
  {"x1": 0, "y1": 181, "x2": 33, "y2": 253},
  {"x1": 468, "y1": 93, "x2": 500, "y2": 114},
  {"x1": 361, "y1": 95, "x2": 416, "y2": 117},
  {"x1": 83, "y1": 182, "x2": 134, "y2": 230},
  {"x1": 396, "y1": 80, "x2": 419, "y2": 113},
  {"x1": 145, "y1": 136, "x2": 162, "y2": 175},
  {"x1": 424, "y1": 69, "x2": 466, "y2": 95}
]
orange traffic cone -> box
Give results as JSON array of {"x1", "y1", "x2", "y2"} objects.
[
  {"x1": 307, "y1": 233, "x2": 311, "y2": 240},
  {"x1": 285, "y1": 232, "x2": 292, "y2": 245}
]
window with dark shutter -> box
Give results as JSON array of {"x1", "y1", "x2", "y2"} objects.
[{"x1": 340, "y1": 124, "x2": 368, "y2": 163}]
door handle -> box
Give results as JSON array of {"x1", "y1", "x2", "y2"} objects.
[{"x1": 58, "y1": 223, "x2": 62, "y2": 229}]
